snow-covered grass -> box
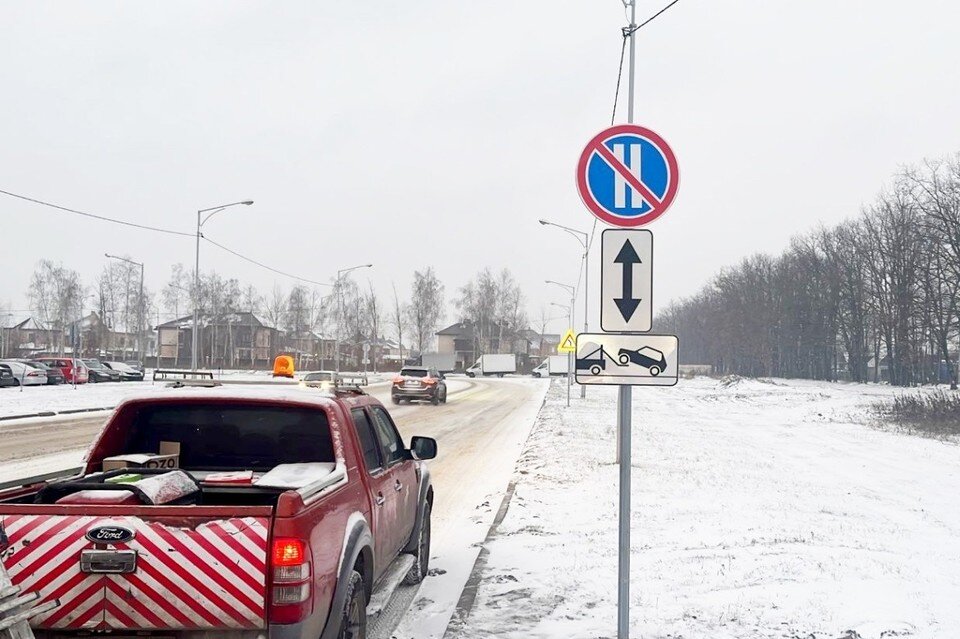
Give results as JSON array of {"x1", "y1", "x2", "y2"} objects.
[
  {"x1": 454, "y1": 376, "x2": 960, "y2": 639},
  {"x1": 0, "y1": 381, "x2": 165, "y2": 419}
]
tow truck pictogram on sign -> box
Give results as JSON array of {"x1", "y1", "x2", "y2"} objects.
[
  {"x1": 576, "y1": 124, "x2": 679, "y2": 228},
  {"x1": 574, "y1": 333, "x2": 679, "y2": 386}
]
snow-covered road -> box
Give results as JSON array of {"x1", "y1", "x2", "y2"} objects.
[{"x1": 449, "y1": 376, "x2": 960, "y2": 639}]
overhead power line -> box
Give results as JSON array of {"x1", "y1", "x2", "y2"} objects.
[
  {"x1": 0, "y1": 187, "x2": 336, "y2": 288},
  {"x1": 0, "y1": 188, "x2": 193, "y2": 237},
  {"x1": 202, "y1": 236, "x2": 333, "y2": 288},
  {"x1": 624, "y1": 0, "x2": 683, "y2": 36}
]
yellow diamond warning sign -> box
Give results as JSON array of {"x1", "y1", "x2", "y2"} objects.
[{"x1": 557, "y1": 329, "x2": 577, "y2": 354}]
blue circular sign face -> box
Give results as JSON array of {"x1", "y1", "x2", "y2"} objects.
[{"x1": 576, "y1": 124, "x2": 679, "y2": 227}]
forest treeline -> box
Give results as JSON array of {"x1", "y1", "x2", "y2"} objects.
[{"x1": 659, "y1": 156, "x2": 960, "y2": 388}]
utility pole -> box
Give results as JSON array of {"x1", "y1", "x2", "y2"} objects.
[{"x1": 619, "y1": 4, "x2": 637, "y2": 637}]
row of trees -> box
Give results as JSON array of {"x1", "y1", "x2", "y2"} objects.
[
  {"x1": 18, "y1": 259, "x2": 532, "y2": 365},
  {"x1": 659, "y1": 156, "x2": 960, "y2": 387}
]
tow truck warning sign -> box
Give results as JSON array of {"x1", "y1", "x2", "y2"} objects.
[{"x1": 574, "y1": 333, "x2": 678, "y2": 386}]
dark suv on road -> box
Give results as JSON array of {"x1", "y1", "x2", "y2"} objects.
[{"x1": 392, "y1": 366, "x2": 447, "y2": 405}]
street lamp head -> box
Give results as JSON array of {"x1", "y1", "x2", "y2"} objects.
[
  {"x1": 538, "y1": 219, "x2": 548, "y2": 225},
  {"x1": 365, "y1": 264, "x2": 373, "y2": 268},
  {"x1": 242, "y1": 201, "x2": 254, "y2": 205}
]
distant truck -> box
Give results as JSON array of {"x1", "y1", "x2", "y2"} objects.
[
  {"x1": 466, "y1": 354, "x2": 516, "y2": 378},
  {"x1": 531, "y1": 355, "x2": 569, "y2": 377},
  {"x1": 420, "y1": 352, "x2": 457, "y2": 373}
]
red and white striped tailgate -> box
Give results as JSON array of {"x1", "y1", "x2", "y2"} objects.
[{"x1": 0, "y1": 514, "x2": 269, "y2": 631}]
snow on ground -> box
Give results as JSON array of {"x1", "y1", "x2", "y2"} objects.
[
  {"x1": 0, "y1": 450, "x2": 85, "y2": 485},
  {"x1": 451, "y1": 376, "x2": 960, "y2": 639},
  {"x1": 0, "y1": 370, "x2": 393, "y2": 419},
  {"x1": 0, "y1": 381, "x2": 166, "y2": 419}
]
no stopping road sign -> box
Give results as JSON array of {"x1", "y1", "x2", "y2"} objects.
[{"x1": 576, "y1": 124, "x2": 679, "y2": 228}]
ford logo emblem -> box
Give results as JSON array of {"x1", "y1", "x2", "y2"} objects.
[{"x1": 85, "y1": 525, "x2": 135, "y2": 544}]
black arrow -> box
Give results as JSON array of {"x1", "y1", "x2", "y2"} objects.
[{"x1": 613, "y1": 240, "x2": 642, "y2": 321}]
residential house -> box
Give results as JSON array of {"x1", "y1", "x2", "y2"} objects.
[
  {"x1": 435, "y1": 321, "x2": 539, "y2": 372},
  {"x1": 156, "y1": 312, "x2": 280, "y2": 369},
  {"x1": 1, "y1": 317, "x2": 62, "y2": 358}
]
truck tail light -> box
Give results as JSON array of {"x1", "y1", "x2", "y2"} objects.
[{"x1": 270, "y1": 538, "x2": 312, "y2": 623}]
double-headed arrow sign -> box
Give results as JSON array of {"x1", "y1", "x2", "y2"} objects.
[
  {"x1": 601, "y1": 229, "x2": 652, "y2": 333},
  {"x1": 614, "y1": 239, "x2": 642, "y2": 322}
]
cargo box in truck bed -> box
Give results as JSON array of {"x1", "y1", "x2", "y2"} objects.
[{"x1": 0, "y1": 386, "x2": 438, "y2": 639}]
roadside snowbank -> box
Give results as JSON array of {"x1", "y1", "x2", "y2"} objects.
[{"x1": 455, "y1": 377, "x2": 960, "y2": 639}]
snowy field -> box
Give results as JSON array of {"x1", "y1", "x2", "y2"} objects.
[{"x1": 452, "y1": 376, "x2": 960, "y2": 639}]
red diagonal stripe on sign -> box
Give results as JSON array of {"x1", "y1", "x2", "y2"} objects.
[
  {"x1": 181, "y1": 528, "x2": 265, "y2": 595},
  {"x1": 205, "y1": 520, "x2": 266, "y2": 573},
  {"x1": 103, "y1": 599, "x2": 140, "y2": 629},
  {"x1": 65, "y1": 597, "x2": 105, "y2": 629},
  {"x1": 7, "y1": 516, "x2": 82, "y2": 565},
  {"x1": 43, "y1": 577, "x2": 103, "y2": 627},
  {"x1": 105, "y1": 577, "x2": 181, "y2": 628},
  {"x1": 138, "y1": 553, "x2": 244, "y2": 627},
  {"x1": 130, "y1": 531, "x2": 249, "y2": 627},
  {"x1": 18, "y1": 523, "x2": 89, "y2": 581},
  {"x1": 117, "y1": 572, "x2": 197, "y2": 627},
  {"x1": 149, "y1": 526, "x2": 264, "y2": 618},
  {"x1": 135, "y1": 561, "x2": 226, "y2": 627},
  {"x1": 590, "y1": 140, "x2": 663, "y2": 209},
  {"x1": 24, "y1": 540, "x2": 87, "y2": 595}
]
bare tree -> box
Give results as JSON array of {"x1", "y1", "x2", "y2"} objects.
[
  {"x1": 391, "y1": 283, "x2": 407, "y2": 368},
  {"x1": 28, "y1": 260, "x2": 84, "y2": 355},
  {"x1": 407, "y1": 267, "x2": 444, "y2": 355}
]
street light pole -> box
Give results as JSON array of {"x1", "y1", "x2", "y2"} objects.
[
  {"x1": 105, "y1": 254, "x2": 145, "y2": 362},
  {"x1": 334, "y1": 264, "x2": 373, "y2": 373},
  {"x1": 539, "y1": 219, "x2": 590, "y2": 398},
  {"x1": 191, "y1": 200, "x2": 253, "y2": 371}
]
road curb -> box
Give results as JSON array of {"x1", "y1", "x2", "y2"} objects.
[
  {"x1": 0, "y1": 406, "x2": 114, "y2": 422},
  {"x1": 442, "y1": 383, "x2": 550, "y2": 638}
]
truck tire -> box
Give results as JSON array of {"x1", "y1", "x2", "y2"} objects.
[
  {"x1": 402, "y1": 501, "x2": 431, "y2": 585},
  {"x1": 392, "y1": 396, "x2": 400, "y2": 405},
  {"x1": 337, "y1": 570, "x2": 367, "y2": 639}
]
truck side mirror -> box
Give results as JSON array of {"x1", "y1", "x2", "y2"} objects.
[{"x1": 410, "y1": 436, "x2": 437, "y2": 460}]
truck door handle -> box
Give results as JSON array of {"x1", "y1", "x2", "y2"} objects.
[
  {"x1": 375, "y1": 493, "x2": 385, "y2": 506},
  {"x1": 394, "y1": 480, "x2": 403, "y2": 492}
]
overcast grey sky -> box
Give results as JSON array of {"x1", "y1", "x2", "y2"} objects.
[{"x1": 2, "y1": 1, "x2": 959, "y2": 336}]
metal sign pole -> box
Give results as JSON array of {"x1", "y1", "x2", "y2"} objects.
[
  {"x1": 617, "y1": 384, "x2": 632, "y2": 638},
  {"x1": 619, "y1": 1, "x2": 637, "y2": 637}
]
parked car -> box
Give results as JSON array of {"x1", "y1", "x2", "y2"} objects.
[
  {"x1": 0, "y1": 363, "x2": 16, "y2": 388},
  {"x1": 27, "y1": 361, "x2": 64, "y2": 385},
  {"x1": 82, "y1": 358, "x2": 122, "y2": 382},
  {"x1": 104, "y1": 361, "x2": 145, "y2": 381},
  {"x1": 124, "y1": 360, "x2": 145, "y2": 373},
  {"x1": 0, "y1": 385, "x2": 438, "y2": 639},
  {"x1": 0, "y1": 360, "x2": 48, "y2": 386},
  {"x1": 33, "y1": 357, "x2": 89, "y2": 384},
  {"x1": 392, "y1": 366, "x2": 447, "y2": 405}
]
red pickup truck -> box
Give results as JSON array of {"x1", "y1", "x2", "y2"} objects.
[{"x1": 0, "y1": 385, "x2": 437, "y2": 639}]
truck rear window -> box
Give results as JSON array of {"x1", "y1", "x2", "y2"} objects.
[{"x1": 125, "y1": 404, "x2": 335, "y2": 470}]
